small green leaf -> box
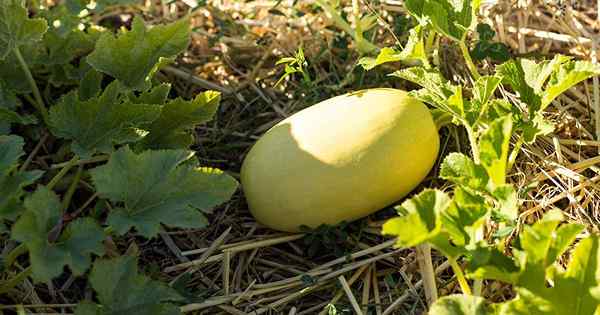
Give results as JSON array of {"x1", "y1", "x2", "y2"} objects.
[
  {"x1": 382, "y1": 189, "x2": 451, "y2": 248},
  {"x1": 542, "y1": 59, "x2": 600, "y2": 108},
  {"x1": 429, "y1": 294, "x2": 495, "y2": 315},
  {"x1": 48, "y1": 81, "x2": 161, "y2": 158},
  {"x1": 442, "y1": 188, "x2": 488, "y2": 247},
  {"x1": 74, "y1": 256, "x2": 183, "y2": 315},
  {"x1": 87, "y1": 16, "x2": 190, "y2": 90},
  {"x1": 467, "y1": 245, "x2": 520, "y2": 284},
  {"x1": 476, "y1": 23, "x2": 495, "y2": 41},
  {"x1": 11, "y1": 187, "x2": 105, "y2": 281},
  {"x1": 479, "y1": 116, "x2": 512, "y2": 187},
  {"x1": 359, "y1": 25, "x2": 428, "y2": 70},
  {"x1": 404, "y1": 0, "x2": 481, "y2": 41},
  {"x1": 90, "y1": 146, "x2": 238, "y2": 238},
  {"x1": 79, "y1": 68, "x2": 104, "y2": 100},
  {"x1": 0, "y1": 135, "x2": 43, "y2": 219},
  {"x1": 0, "y1": 0, "x2": 48, "y2": 60},
  {"x1": 139, "y1": 91, "x2": 220, "y2": 149},
  {"x1": 492, "y1": 185, "x2": 518, "y2": 222},
  {"x1": 473, "y1": 75, "x2": 502, "y2": 106},
  {"x1": 128, "y1": 83, "x2": 172, "y2": 105},
  {"x1": 440, "y1": 153, "x2": 489, "y2": 192}
]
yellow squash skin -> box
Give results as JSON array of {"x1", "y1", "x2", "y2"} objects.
[{"x1": 241, "y1": 88, "x2": 439, "y2": 232}]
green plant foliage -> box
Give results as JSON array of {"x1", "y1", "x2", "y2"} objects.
[
  {"x1": 87, "y1": 16, "x2": 190, "y2": 90},
  {"x1": 11, "y1": 187, "x2": 105, "y2": 281},
  {"x1": 0, "y1": 0, "x2": 48, "y2": 59},
  {"x1": 49, "y1": 81, "x2": 162, "y2": 158},
  {"x1": 0, "y1": 0, "x2": 238, "y2": 310},
  {"x1": 139, "y1": 90, "x2": 221, "y2": 149},
  {"x1": 74, "y1": 256, "x2": 184, "y2": 315},
  {"x1": 403, "y1": 0, "x2": 481, "y2": 41},
  {"x1": 471, "y1": 23, "x2": 511, "y2": 62},
  {"x1": 0, "y1": 135, "x2": 43, "y2": 219},
  {"x1": 90, "y1": 147, "x2": 238, "y2": 237}
]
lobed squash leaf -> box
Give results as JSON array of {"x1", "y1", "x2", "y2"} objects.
[
  {"x1": 74, "y1": 256, "x2": 183, "y2": 315},
  {"x1": 138, "y1": 90, "x2": 221, "y2": 150},
  {"x1": 11, "y1": 187, "x2": 105, "y2": 281},
  {"x1": 478, "y1": 116, "x2": 512, "y2": 187},
  {"x1": 0, "y1": 0, "x2": 48, "y2": 60},
  {"x1": 403, "y1": 0, "x2": 481, "y2": 41},
  {"x1": 48, "y1": 81, "x2": 161, "y2": 158},
  {"x1": 90, "y1": 146, "x2": 238, "y2": 238},
  {"x1": 0, "y1": 135, "x2": 43, "y2": 220},
  {"x1": 87, "y1": 15, "x2": 190, "y2": 90}
]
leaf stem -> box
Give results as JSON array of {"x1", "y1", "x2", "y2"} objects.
[
  {"x1": 449, "y1": 258, "x2": 472, "y2": 295},
  {"x1": 62, "y1": 166, "x2": 83, "y2": 211},
  {"x1": 47, "y1": 155, "x2": 79, "y2": 190},
  {"x1": 0, "y1": 267, "x2": 32, "y2": 294},
  {"x1": 507, "y1": 137, "x2": 524, "y2": 172},
  {"x1": 458, "y1": 40, "x2": 480, "y2": 80},
  {"x1": 466, "y1": 126, "x2": 481, "y2": 164},
  {"x1": 13, "y1": 47, "x2": 48, "y2": 123}
]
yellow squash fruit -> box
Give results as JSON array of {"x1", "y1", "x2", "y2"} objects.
[{"x1": 241, "y1": 88, "x2": 439, "y2": 232}]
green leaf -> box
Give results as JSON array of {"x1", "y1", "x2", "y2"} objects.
[
  {"x1": 382, "y1": 189, "x2": 457, "y2": 256},
  {"x1": 476, "y1": 23, "x2": 495, "y2": 41},
  {"x1": 479, "y1": 116, "x2": 512, "y2": 187},
  {"x1": 473, "y1": 75, "x2": 502, "y2": 106},
  {"x1": 0, "y1": 0, "x2": 48, "y2": 60},
  {"x1": 41, "y1": 25, "x2": 97, "y2": 65},
  {"x1": 359, "y1": 25, "x2": 428, "y2": 70},
  {"x1": 542, "y1": 59, "x2": 600, "y2": 108},
  {"x1": 139, "y1": 91, "x2": 220, "y2": 149},
  {"x1": 79, "y1": 68, "x2": 104, "y2": 100},
  {"x1": 467, "y1": 246, "x2": 520, "y2": 284},
  {"x1": 514, "y1": 235, "x2": 600, "y2": 314},
  {"x1": 516, "y1": 210, "x2": 566, "y2": 291},
  {"x1": 0, "y1": 135, "x2": 43, "y2": 219},
  {"x1": 128, "y1": 83, "x2": 172, "y2": 105},
  {"x1": 491, "y1": 185, "x2": 518, "y2": 222},
  {"x1": 87, "y1": 16, "x2": 190, "y2": 90},
  {"x1": 404, "y1": 0, "x2": 481, "y2": 41},
  {"x1": 440, "y1": 153, "x2": 489, "y2": 192},
  {"x1": 497, "y1": 55, "x2": 600, "y2": 115},
  {"x1": 429, "y1": 294, "x2": 496, "y2": 315},
  {"x1": 496, "y1": 59, "x2": 541, "y2": 112},
  {"x1": 442, "y1": 188, "x2": 488, "y2": 247},
  {"x1": 90, "y1": 146, "x2": 238, "y2": 238},
  {"x1": 0, "y1": 43, "x2": 43, "y2": 93},
  {"x1": 392, "y1": 67, "x2": 461, "y2": 120},
  {"x1": 11, "y1": 187, "x2": 104, "y2": 281},
  {"x1": 74, "y1": 256, "x2": 183, "y2": 315},
  {"x1": 48, "y1": 81, "x2": 161, "y2": 158}
]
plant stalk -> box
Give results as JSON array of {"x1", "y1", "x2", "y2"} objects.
[
  {"x1": 458, "y1": 40, "x2": 480, "y2": 80},
  {"x1": 449, "y1": 258, "x2": 472, "y2": 295},
  {"x1": 47, "y1": 155, "x2": 79, "y2": 190},
  {"x1": 465, "y1": 126, "x2": 481, "y2": 164},
  {"x1": 416, "y1": 244, "x2": 438, "y2": 306},
  {"x1": 507, "y1": 137, "x2": 524, "y2": 172},
  {"x1": 13, "y1": 47, "x2": 48, "y2": 123}
]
